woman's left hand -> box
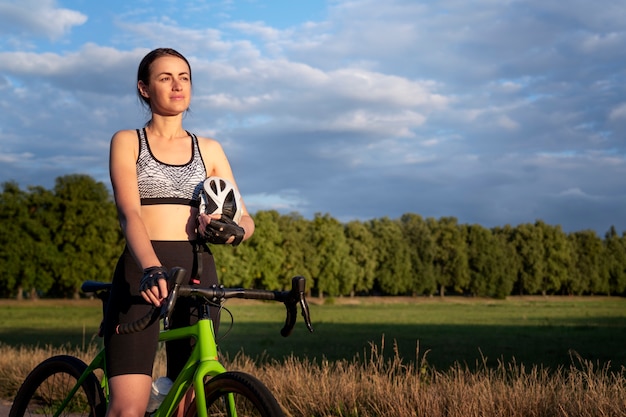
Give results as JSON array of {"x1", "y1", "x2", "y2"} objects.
[{"x1": 197, "y1": 213, "x2": 244, "y2": 245}]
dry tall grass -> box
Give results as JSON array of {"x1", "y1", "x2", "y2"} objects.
[{"x1": 1, "y1": 340, "x2": 624, "y2": 417}]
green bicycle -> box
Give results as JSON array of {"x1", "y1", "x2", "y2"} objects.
[{"x1": 9, "y1": 267, "x2": 313, "y2": 417}]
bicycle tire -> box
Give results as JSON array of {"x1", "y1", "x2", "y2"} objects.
[
  {"x1": 185, "y1": 371, "x2": 285, "y2": 417},
  {"x1": 9, "y1": 355, "x2": 106, "y2": 417}
]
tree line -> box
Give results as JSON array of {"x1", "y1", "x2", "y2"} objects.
[{"x1": 1, "y1": 174, "x2": 625, "y2": 299}]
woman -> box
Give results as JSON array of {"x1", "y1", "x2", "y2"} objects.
[{"x1": 103, "y1": 48, "x2": 255, "y2": 417}]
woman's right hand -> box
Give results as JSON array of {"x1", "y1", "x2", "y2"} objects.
[{"x1": 139, "y1": 266, "x2": 169, "y2": 306}]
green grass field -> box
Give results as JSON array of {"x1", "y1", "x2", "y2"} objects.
[{"x1": 1, "y1": 296, "x2": 625, "y2": 371}]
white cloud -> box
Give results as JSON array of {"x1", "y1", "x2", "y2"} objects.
[
  {"x1": 0, "y1": 44, "x2": 146, "y2": 94},
  {"x1": 580, "y1": 32, "x2": 626, "y2": 53},
  {"x1": 203, "y1": 93, "x2": 276, "y2": 112},
  {"x1": 0, "y1": 0, "x2": 87, "y2": 40},
  {"x1": 609, "y1": 103, "x2": 626, "y2": 121},
  {"x1": 497, "y1": 115, "x2": 520, "y2": 130},
  {"x1": 246, "y1": 191, "x2": 308, "y2": 213},
  {"x1": 327, "y1": 109, "x2": 426, "y2": 137},
  {"x1": 557, "y1": 187, "x2": 598, "y2": 200},
  {"x1": 326, "y1": 69, "x2": 447, "y2": 108},
  {"x1": 0, "y1": 151, "x2": 34, "y2": 164},
  {"x1": 227, "y1": 21, "x2": 284, "y2": 41}
]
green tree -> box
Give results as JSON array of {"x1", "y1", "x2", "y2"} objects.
[
  {"x1": 344, "y1": 220, "x2": 377, "y2": 296},
  {"x1": 0, "y1": 182, "x2": 58, "y2": 299},
  {"x1": 511, "y1": 223, "x2": 544, "y2": 295},
  {"x1": 211, "y1": 239, "x2": 253, "y2": 288},
  {"x1": 567, "y1": 230, "x2": 605, "y2": 295},
  {"x1": 603, "y1": 226, "x2": 626, "y2": 295},
  {"x1": 309, "y1": 213, "x2": 354, "y2": 297},
  {"x1": 277, "y1": 213, "x2": 314, "y2": 290},
  {"x1": 369, "y1": 217, "x2": 412, "y2": 295},
  {"x1": 244, "y1": 210, "x2": 285, "y2": 289},
  {"x1": 536, "y1": 221, "x2": 571, "y2": 295},
  {"x1": 50, "y1": 175, "x2": 122, "y2": 298},
  {"x1": 0, "y1": 182, "x2": 28, "y2": 297},
  {"x1": 400, "y1": 213, "x2": 436, "y2": 295},
  {"x1": 465, "y1": 224, "x2": 501, "y2": 296},
  {"x1": 491, "y1": 225, "x2": 519, "y2": 298},
  {"x1": 429, "y1": 217, "x2": 469, "y2": 296}
]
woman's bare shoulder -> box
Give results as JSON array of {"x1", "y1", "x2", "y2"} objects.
[
  {"x1": 195, "y1": 134, "x2": 220, "y2": 145},
  {"x1": 110, "y1": 130, "x2": 140, "y2": 155},
  {"x1": 111, "y1": 129, "x2": 138, "y2": 142},
  {"x1": 196, "y1": 134, "x2": 225, "y2": 153},
  {"x1": 194, "y1": 134, "x2": 231, "y2": 176}
]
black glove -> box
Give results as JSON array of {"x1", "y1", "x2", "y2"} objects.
[
  {"x1": 139, "y1": 266, "x2": 169, "y2": 293},
  {"x1": 204, "y1": 217, "x2": 245, "y2": 246}
]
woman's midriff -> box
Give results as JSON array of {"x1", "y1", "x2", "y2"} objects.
[{"x1": 140, "y1": 204, "x2": 199, "y2": 241}]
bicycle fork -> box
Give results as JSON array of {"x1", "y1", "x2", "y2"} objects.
[{"x1": 155, "y1": 318, "x2": 229, "y2": 417}]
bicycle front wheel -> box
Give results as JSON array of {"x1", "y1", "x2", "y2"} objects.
[
  {"x1": 185, "y1": 371, "x2": 285, "y2": 417},
  {"x1": 9, "y1": 355, "x2": 106, "y2": 417}
]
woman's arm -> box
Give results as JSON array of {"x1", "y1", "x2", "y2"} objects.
[
  {"x1": 198, "y1": 137, "x2": 256, "y2": 241},
  {"x1": 109, "y1": 130, "x2": 168, "y2": 304}
]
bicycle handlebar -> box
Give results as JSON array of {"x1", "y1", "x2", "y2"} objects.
[{"x1": 116, "y1": 267, "x2": 314, "y2": 337}]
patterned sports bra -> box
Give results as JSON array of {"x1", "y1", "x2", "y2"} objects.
[{"x1": 136, "y1": 128, "x2": 206, "y2": 207}]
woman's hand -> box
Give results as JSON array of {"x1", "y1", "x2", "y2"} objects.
[
  {"x1": 197, "y1": 213, "x2": 244, "y2": 245},
  {"x1": 139, "y1": 266, "x2": 169, "y2": 306}
]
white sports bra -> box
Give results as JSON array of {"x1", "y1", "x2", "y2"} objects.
[{"x1": 136, "y1": 128, "x2": 206, "y2": 207}]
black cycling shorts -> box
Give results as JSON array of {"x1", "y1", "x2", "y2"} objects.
[{"x1": 103, "y1": 240, "x2": 219, "y2": 379}]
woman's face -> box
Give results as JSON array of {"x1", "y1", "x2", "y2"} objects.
[{"x1": 139, "y1": 55, "x2": 192, "y2": 116}]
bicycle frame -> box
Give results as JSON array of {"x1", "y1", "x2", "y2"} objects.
[
  {"x1": 72, "y1": 316, "x2": 227, "y2": 417},
  {"x1": 153, "y1": 317, "x2": 226, "y2": 417}
]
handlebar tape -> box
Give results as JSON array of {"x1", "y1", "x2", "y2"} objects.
[
  {"x1": 116, "y1": 267, "x2": 188, "y2": 335},
  {"x1": 281, "y1": 301, "x2": 297, "y2": 337},
  {"x1": 116, "y1": 306, "x2": 160, "y2": 334}
]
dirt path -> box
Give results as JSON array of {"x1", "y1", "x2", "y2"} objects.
[{"x1": 0, "y1": 399, "x2": 11, "y2": 417}]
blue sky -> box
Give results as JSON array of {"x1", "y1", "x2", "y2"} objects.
[{"x1": 1, "y1": 0, "x2": 625, "y2": 234}]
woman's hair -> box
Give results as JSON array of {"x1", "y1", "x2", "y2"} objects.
[{"x1": 136, "y1": 48, "x2": 192, "y2": 109}]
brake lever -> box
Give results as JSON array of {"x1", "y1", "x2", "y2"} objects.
[
  {"x1": 162, "y1": 267, "x2": 187, "y2": 330},
  {"x1": 280, "y1": 276, "x2": 313, "y2": 337},
  {"x1": 295, "y1": 276, "x2": 313, "y2": 333},
  {"x1": 300, "y1": 295, "x2": 314, "y2": 333}
]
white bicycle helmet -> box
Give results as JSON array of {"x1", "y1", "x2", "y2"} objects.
[{"x1": 199, "y1": 176, "x2": 243, "y2": 224}]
